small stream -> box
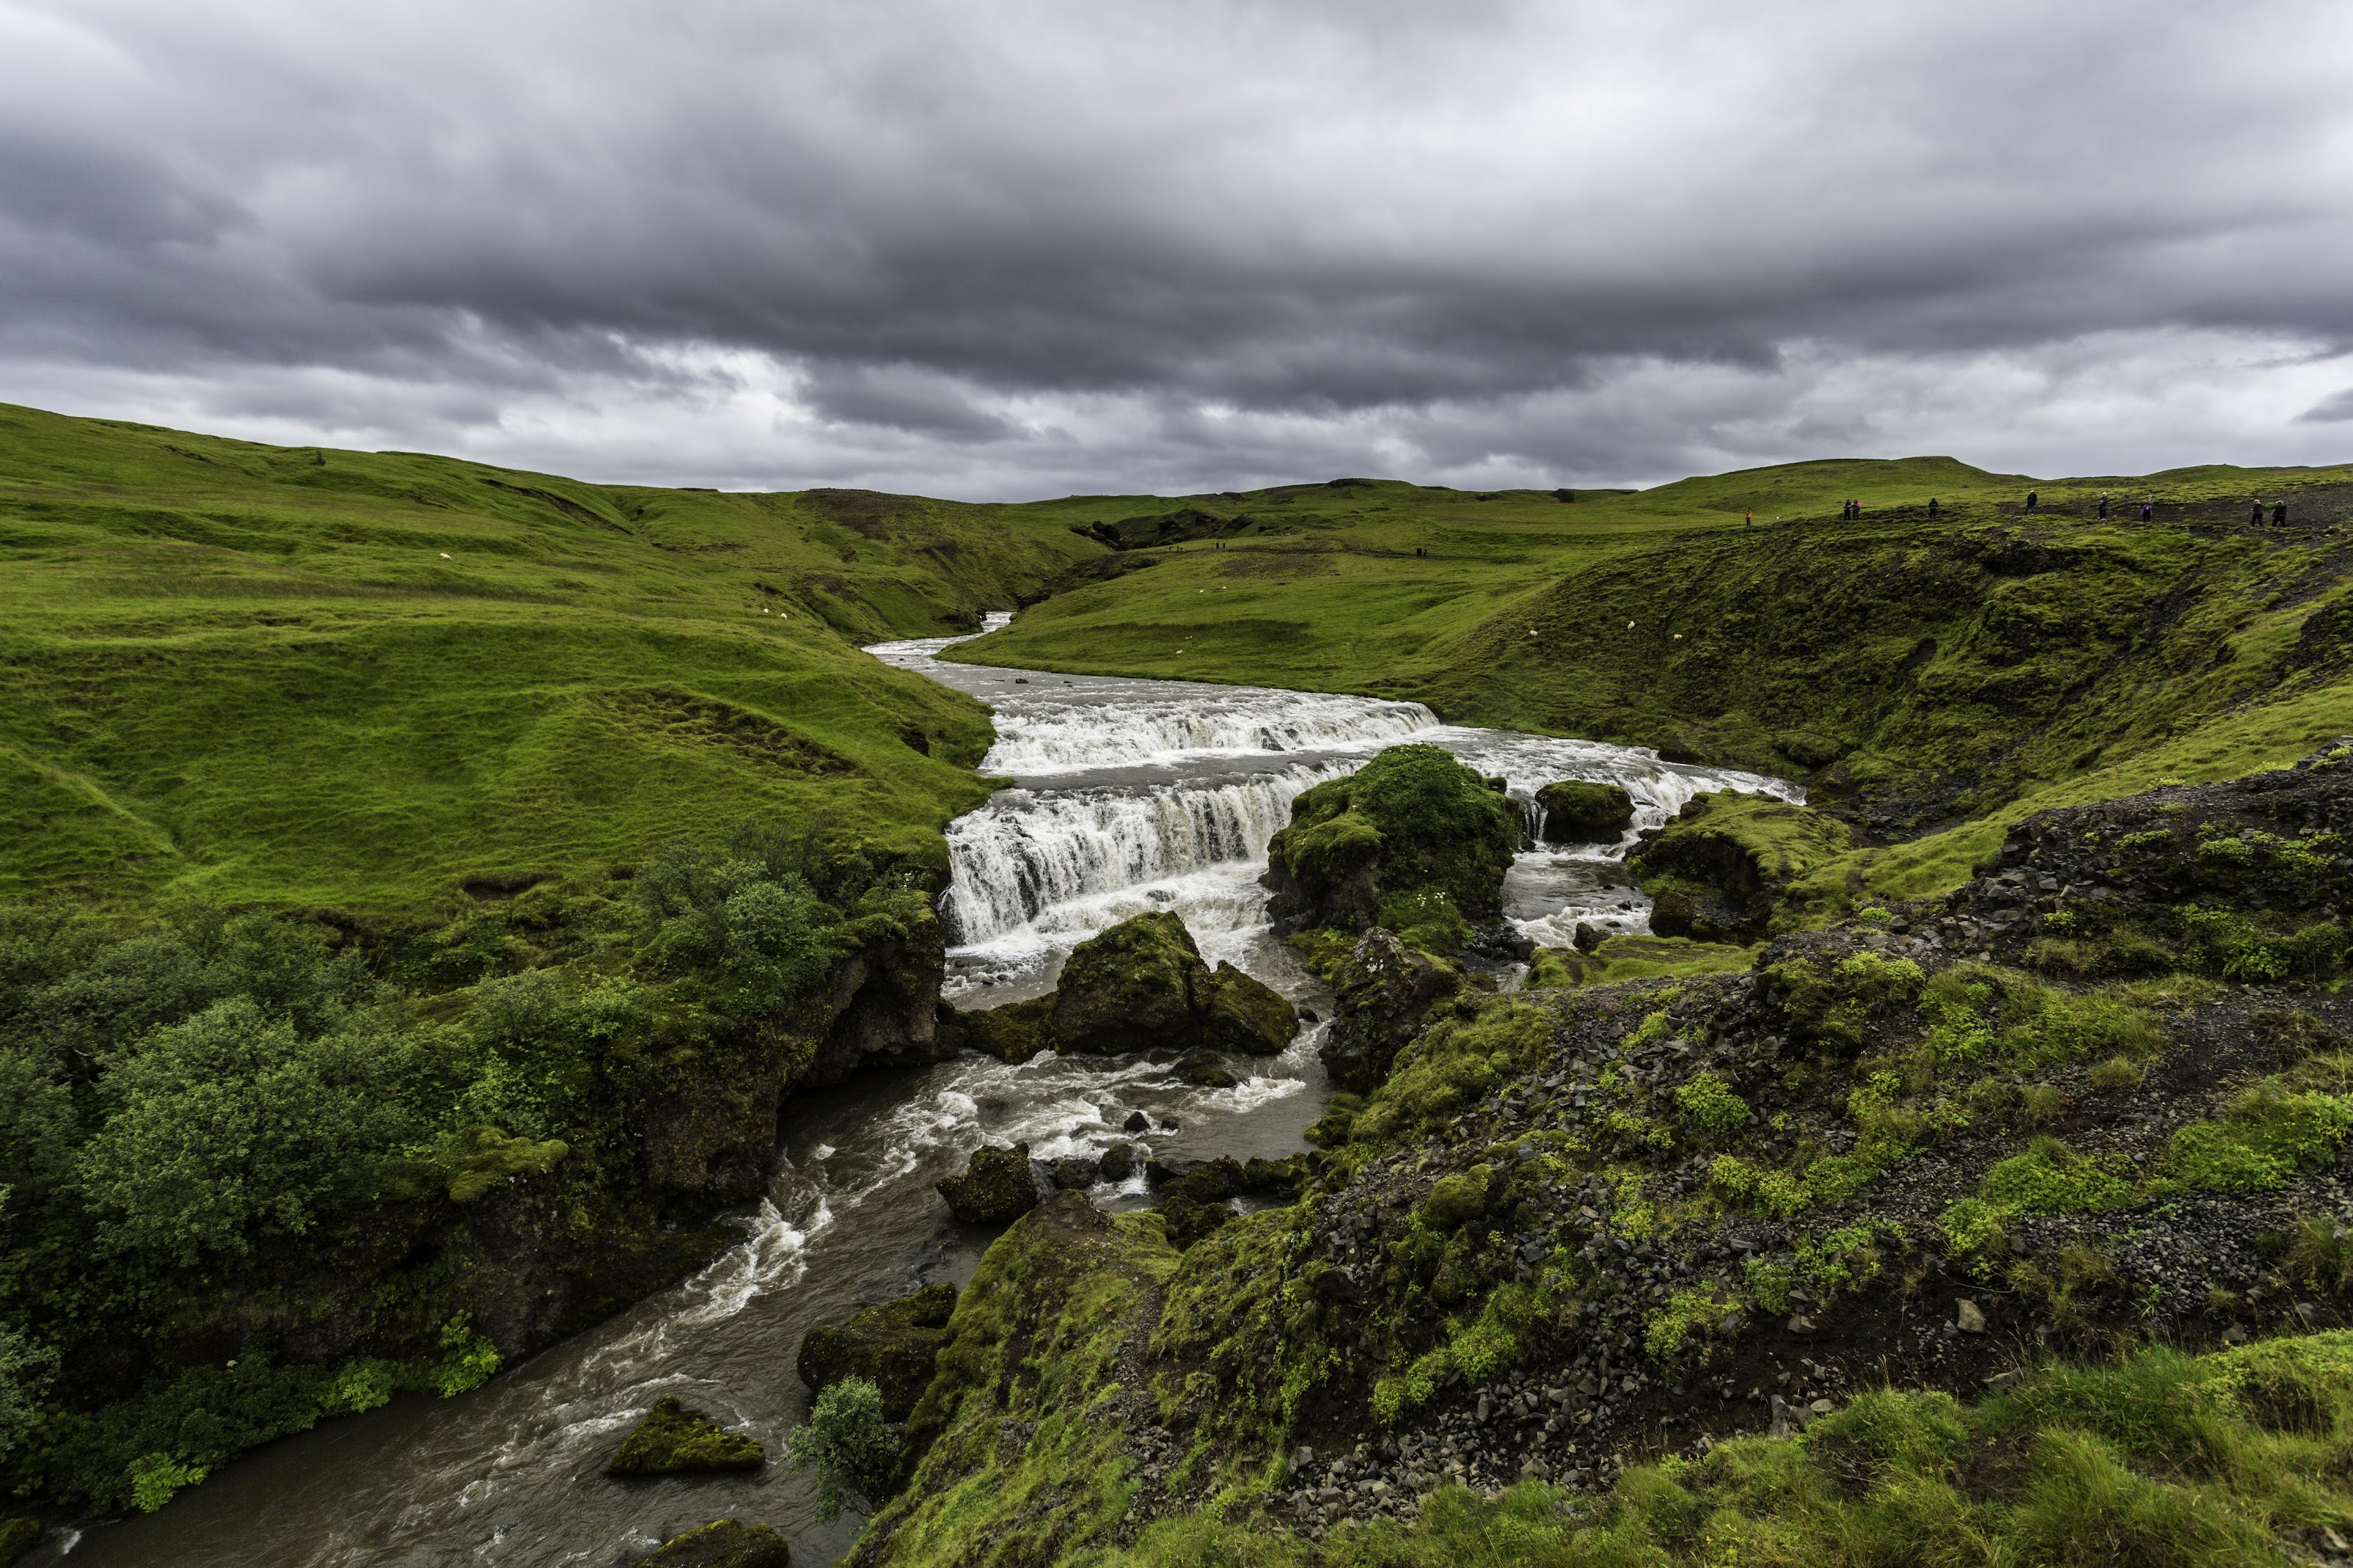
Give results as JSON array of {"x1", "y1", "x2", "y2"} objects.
[{"x1": 46, "y1": 615, "x2": 1793, "y2": 1568}]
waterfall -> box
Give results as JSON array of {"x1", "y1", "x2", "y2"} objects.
[
  {"x1": 983, "y1": 692, "x2": 1434, "y2": 774},
  {"x1": 941, "y1": 762, "x2": 1351, "y2": 944}
]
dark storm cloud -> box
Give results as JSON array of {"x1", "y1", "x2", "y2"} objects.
[{"x1": 1, "y1": 0, "x2": 2350, "y2": 494}]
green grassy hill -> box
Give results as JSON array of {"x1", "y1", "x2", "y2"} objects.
[{"x1": 0, "y1": 404, "x2": 1100, "y2": 913}]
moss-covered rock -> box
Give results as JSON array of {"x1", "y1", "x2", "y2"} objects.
[
  {"x1": 637, "y1": 1518, "x2": 791, "y2": 1567},
  {"x1": 1628, "y1": 790, "x2": 1853, "y2": 941},
  {"x1": 1534, "y1": 779, "x2": 1635, "y2": 845},
  {"x1": 945, "y1": 994, "x2": 1049, "y2": 1064},
  {"x1": 606, "y1": 1397, "x2": 766, "y2": 1476},
  {"x1": 1318, "y1": 927, "x2": 1465, "y2": 1093},
  {"x1": 0, "y1": 1518, "x2": 40, "y2": 1567},
  {"x1": 1042, "y1": 912, "x2": 1296, "y2": 1057},
  {"x1": 796, "y1": 1284, "x2": 959, "y2": 1422},
  {"x1": 1527, "y1": 934, "x2": 1760, "y2": 988},
  {"x1": 934, "y1": 1142, "x2": 1039, "y2": 1224},
  {"x1": 1262, "y1": 744, "x2": 1524, "y2": 934},
  {"x1": 1172, "y1": 1048, "x2": 1239, "y2": 1088}
]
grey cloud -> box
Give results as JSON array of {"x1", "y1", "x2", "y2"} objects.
[
  {"x1": 2298, "y1": 388, "x2": 2353, "y2": 423},
  {"x1": 0, "y1": 0, "x2": 2349, "y2": 493}
]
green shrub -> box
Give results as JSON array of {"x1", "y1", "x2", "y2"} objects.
[
  {"x1": 788, "y1": 1376, "x2": 902, "y2": 1522},
  {"x1": 1674, "y1": 1073, "x2": 1750, "y2": 1136},
  {"x1": 2166, "y1": 1086, "x2": 2353, "y2": 1192}
]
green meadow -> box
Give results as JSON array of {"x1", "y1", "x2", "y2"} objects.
[{"x1": 0, "y1": 403, "x2": 1097, "y2": 913}]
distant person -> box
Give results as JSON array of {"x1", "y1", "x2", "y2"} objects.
[
  {"x1": 1745, "y1": 509, "x2": 1753, "y2": 527},
  {"x1": 2141, "y1": 498, "x2": 2154, "y2": 522},
  {"x1": 1927, "y1": 497, "x2": 1940, "y2": 518},
  {"x1": 2275, "y1": 502, "x2": 2289, "y2": 525},
  {"x1": 2251, "y1": 500, "x2": 2264, "y2": 526},
  {"x1": 2098, "y1": 493, "x2": 2110, "y2": 518},
  {"x1": 2025, "y1": 491, "x2": 2039, "y2": 513}
]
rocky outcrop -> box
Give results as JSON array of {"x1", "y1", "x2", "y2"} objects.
[
  {"x1": 1535, "y1": 780, "x2": 1635, "y2": 845},
  {"x1": 637, "y1": 1520, "x2": 791, "y2": 1567},
  {"x1": 935, "y1": 1143, "x2": 1040, "y2": 1224},
  {"x1": 1628, "y1": 790, "x2": 1851, "y2": 942},
  {"x1": 644, "y1": 916, "x2": 958, "y2": 1203},
  {"x1": 1938, "y1": 739, "x2": 2353, "y2": 974},
  {"x1": 1262, "y1": 743, "x2": 1524, "y2": 936},
  {"x1": 1044, "y1": 912, "x2": 1297, "y2": 1057},
  {"x1": 943, "y1": 914, "x2": 1297, "y2": 1066},
  {"x1": 1318, "y1": 928, "x2": 1465, "y2": 1093},
  {"x1": 796, "y1": 1284, "x2": 959, "y2": 1421},
  {"x1": 606, "y1": 1397, "x2": 765, "y2": 1476}
]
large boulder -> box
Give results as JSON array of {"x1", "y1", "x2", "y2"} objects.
[
  {"x1": 1262, "y1": 744, "x2": 1523, "y2": 936},
  {"x1": 1317, "y1": 927, "x2": 1465, "y2": 1093},
  {"x1": 935, "y1": 1143, "x2": 1039, "y2": 1224},
  {"x1": 636, "y1": 1520, "x2": 790, "y2": 1567},
  {"x1": 606, "y1": 1397, "x2": 765, "y2": 1476},
  {"x1": 1536, "y1": 779, "x2": 1635, "y2": 845},
  {"x1": 795, "y1": 1283, "x2": 958, "y2": 1421},
  {"x1": 1628, "y1": 790, "x2": 1853, "y2": 942},
  {"x1": 943, "y1": 994, "x2": 1051, "y2": 1064},
  {"x1": 1044, "y1": 913, "x2": 1296, "y2": 1057}
]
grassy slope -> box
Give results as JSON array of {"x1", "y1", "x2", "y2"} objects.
[
  {"x1": 0, "y1": 404, "x2": 1101, "y2": 913},
  {"x1": 960, "y1": 458, "x2": 2353, "y2": 911}
]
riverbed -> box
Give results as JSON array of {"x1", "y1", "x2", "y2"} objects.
[{"x1": 44, "y1": 616, "x2": 1792, "y2": 1567}]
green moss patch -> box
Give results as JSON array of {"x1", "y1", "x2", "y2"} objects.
[
  {"x1": 1264, "y1": 745, "x2": 1523, "y2": 933},
  {"x1": 606, "y1": 1397, "x2": 766, "y2": 1476}
]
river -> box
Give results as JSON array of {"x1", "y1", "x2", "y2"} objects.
[{"x1": 44, "y1": 614, "x2": 1792, "y2": 1567}]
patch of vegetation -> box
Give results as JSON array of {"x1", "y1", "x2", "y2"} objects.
[
  {"x1": 790, "y1": 1378, "x2": 900, "y2": 1522},
  {"x1": 1082, "y1": 1333, "x2": 2353, "y2": 1568},
  {"x1": 1264, "y1": 745, "x2": 1523, "y2": 931}
]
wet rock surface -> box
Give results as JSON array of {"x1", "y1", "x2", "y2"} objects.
[
  {"x1": 952, "y1": 912, "x2": 1299, "y2": 1064},
  {"x1": 795, "y1": 1284, "x2": 959, "y2": 1422},
  {"x1": 1318, "y1": 928, "x2": 1465, "y2": 1093},
  {"x1": 606, "y1": 1398, "x2": 766, "y2": 1477},
  {"x1": 635, "y1": 1517, "x2": 792, "y2": 1567},
  {"x1": 1264, "y1": 743, "x2": 1524, "y2": 933},
  {"x1": 934, "y1": 1142, "x2": 1041, "y2": 1225},
  {"x1": 1536, "y1": 780, "x2": 1635, "y2": 846}
]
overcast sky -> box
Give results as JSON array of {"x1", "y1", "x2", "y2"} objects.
[{"x1": 3, "y1": 0, "x2": 2352, "y2": 498}]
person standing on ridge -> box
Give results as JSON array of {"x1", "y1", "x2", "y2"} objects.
[
  {"x1": 2098, "y1": 493, "x2": 2110, "y2": 518},
  {"x1": 2275, "y1": 502, "x2": 2289, "y2": 525},
  {"x1": 1745, "y1": 509, "x2": 1753, "y2": 527},
  {"x1": 2025, "y1": 491, "x2": 2038, "y2": 513},
  {"x1": 1928, "y1": 497, "x2": 1940, "y2": 518},
  {"x1": 2251, "y1": 500, "x2": 2264, "y2": 526}
]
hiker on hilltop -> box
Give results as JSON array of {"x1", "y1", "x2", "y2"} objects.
[
  {"x1": 2141, "y1": 497, "x2": 2154, "y2": 522},
  {"x1": 2251, "y1": 500, "x2": 2264, "y2": 526},
  {"x1": 1927, "y1": 497, "x2": 1940, "y2": 518},
  {"x1": 2025, "y1": 491, "x2": 2039, "y2": 513},
  {"x1": 2098, "y1": 493, "x2": 2110, "y2": 518},
  {"x1": 2275, "y1": 502, "x2": 2289, "y2": 525}
]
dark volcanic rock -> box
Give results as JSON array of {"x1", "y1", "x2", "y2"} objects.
[
  {"x1": 936, "y1": 1143, "x2": 1039, "y2": 1224},
  {"x1": 1262, "y1": 743, "x2": 1524, "y2": 934},
  {"x1": 606, "y1": 1398, "x2": 765, "y2": 1476},
  {"x1": 1046, "y1": 912, "x2": 1296, "y2": 1057},
  {"x1": 1097, "y1": 1142, "x2": 1136, "y2": 1182},
  {"x1": 1536, "y1": 780, "x2": 1635, "y2": 845},
  {"x1": 637, "y1": 1519, "x2": 790, "y2": 1567},
  {"x1": 1318, "y1": 928, "x2": 1465, "y2": 1093},
  {"x1": 796, "y1": 1282, "x2": 958, "y2": 1421},
  {"x1": 945, "y1": 994, "x2": 1051, "y2": 1064},
  {"x1": 1629, "y1": 791, "x2": 1852, "y2": 942},
  {"x1": 1172, "y1": 1049, "x2": 1240, "y2": 1088},
  {"x1": 1053, "y1": 1155, "x2": 1102, "y2": 1188}
]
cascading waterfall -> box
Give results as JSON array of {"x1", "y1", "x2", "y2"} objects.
[{"x1": 940, "y1": 762, "x2": 1353, "y2": 944}]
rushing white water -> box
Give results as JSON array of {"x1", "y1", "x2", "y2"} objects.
[
  {"x1": 57, "y1": 611, "x2": 1796, "y2": 1568},
  {"x1": 873, "y1": 612, "x2": 1801, "y2": 992}
]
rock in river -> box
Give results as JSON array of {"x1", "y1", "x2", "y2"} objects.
[
  {"x1": 797, "y1": 1282, "x2": 959, "y2": 1421},
  {"x1": 936, "y1": 1142, "x2": 1041, "y2": 1224},
  {"x1": 636, "y1": 1518, "x2": 790, "y2": 1567},
  {"x1": 606, "y1": 1398, "x2": 765, "y2": 1476}
]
